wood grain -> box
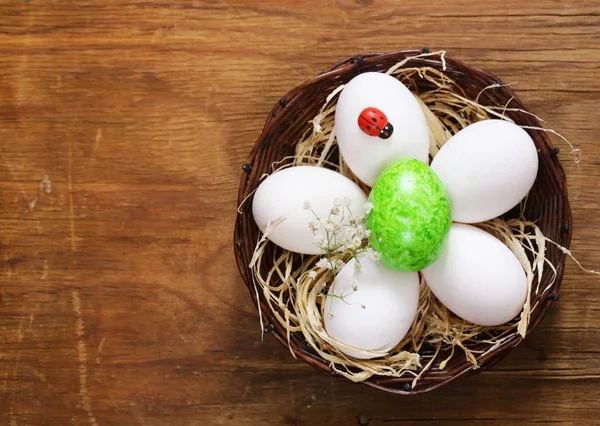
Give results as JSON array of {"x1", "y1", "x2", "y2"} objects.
[{"x1": 1, "y1": 1, "x2": 599, "y2": 424}]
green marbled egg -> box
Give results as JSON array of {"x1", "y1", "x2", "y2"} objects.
[{"x1": 367, "y1": 159, "x2": 452, "y2": 272}]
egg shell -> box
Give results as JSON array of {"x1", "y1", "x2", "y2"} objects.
[
  {"x1": 422, "y1": 223, "x2": 527, "y2": 326},
  {"x1": 367, "y1": 159, "x2": 452, "y2": 272},
  {"x1": 430, "y1": 119, "x2": 539, "y2": 223},
  {"x1": 323, "y1": 256, "x2": 419, "y2": 359},
  {"x1": 335, "y1": 72, "x2": 430, "y2": 187},
  {"x1": 252, "y1": 166, "x2": 367, "y2": 255}
]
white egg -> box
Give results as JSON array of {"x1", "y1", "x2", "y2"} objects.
[
  {"x1": 252, "y1": 166, "x2": 367, "y2": 254},
  {"x1": 335, "y1": 72, "x2": 429, "y2": 187},
  {"x1": 430, "y1": 119, "x2": 539, "y2": 223},
  {"x1": 323, "y1": 256, "x2": 419, "y2": 359},
  {"x1": 422, "y1": 223, "x2": 527, "y2": 326}
]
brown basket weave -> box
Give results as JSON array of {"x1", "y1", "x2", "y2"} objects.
[{"x1": 234, "y1": 49, "x2": 572, "y2": 394}]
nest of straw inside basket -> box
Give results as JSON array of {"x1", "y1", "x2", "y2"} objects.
[{"x1": 246, "y1": 52, "x2": 572, "y2": 387}]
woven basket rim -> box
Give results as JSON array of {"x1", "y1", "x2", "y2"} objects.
[{"x1": 234, "y1": 49, "x2": 572, "y2": 395}]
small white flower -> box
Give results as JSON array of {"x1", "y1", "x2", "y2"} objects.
[
  {"x1": 342, "y1": 197, "x2": 352, "y2": 207},
  {"x1": 364, "y1": 229, "x2": 372, "y2": 238},
  {"x1": 308, "y1": 221, "x2": 320, "y2": 231},
  {"x1": 327, "y1": 312, "x2": 334, "y2": 319},
  {"x1": 353, "y1": 261, "x2": 362, "y2": 272},
  {"x1": 308, "y1": 271, "x2": 317, "y2": 280},
  {"x1": 343, "y1": 236, "x2": 357, "y2": 250},
  {"x1": 325, "y1": 222, "x2": 335, "y2": 233},
  {"x1": 363, "y1": 201, "x2": 374, "y2": 215},
  {"x1": 330, "y1": 207, "x2": 340, "y2": 216},
  {"x1": 303, "y1": 200, "x2": 311, "y2": 210},
  {"x1": 334, "y1": 259, "x2": 345, "y2": 271},
  {"x1": 355, "y1": 226, "x2": 365, "y2": 239},
  {"x1": 353, "y1": 237, "x2": 362, "y2": 247},
  {"x1": 348, "y1": 216, "x2": 356, "y2": 225},
  {"x1": 377, "y1": 237, "x2": 382, "y2": 243},
  {"x1": 333, "y1": 197, "x2": 342, "y2": 207},
  {"x1": 361, "y1": 304, "x2": 366, "y2": 309},
  {"x1": 332, "y1": 222, "x2": 342, "y2": 234},
  {"x1": 366, "y1": 248, "x2": 381, "y2": 262},
  {"x1": 316, "y1": 258, "x2": 331, "y2": 269}
]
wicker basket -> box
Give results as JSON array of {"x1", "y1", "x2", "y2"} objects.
[{"x1": 234, "y1": 49, "x2": 572, "y2": 394}]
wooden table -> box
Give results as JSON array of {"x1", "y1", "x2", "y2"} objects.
[{"x1": 1, "y1": 1, "x2": 599, "y2": 425}]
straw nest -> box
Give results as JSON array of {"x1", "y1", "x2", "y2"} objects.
[{"x1": 235, "y1": 50, "x2": 577, "y2": 394}]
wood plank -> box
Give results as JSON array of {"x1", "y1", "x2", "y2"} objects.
[{"x1": 1, "y1": 0, "x2": 599, "y2": 424}]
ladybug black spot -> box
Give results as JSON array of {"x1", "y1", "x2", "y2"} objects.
[
  {"x1": 373, "y1": 118, "x2": 377, "y2": 122},
  {"x1": 380, "y1": 116, "x2": 384, "y2": 120},
  {"x1": 367, "y1": 126, "x2": 370, "y2": 129}
]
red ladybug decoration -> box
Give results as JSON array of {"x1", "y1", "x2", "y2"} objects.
[{"x1": 357, "y1": 107, "x2": 394, "y2": 140}]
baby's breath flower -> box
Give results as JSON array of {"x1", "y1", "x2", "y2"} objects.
[
  {"x1": 325, "y1": 222, "x2": 335, "y2": 233},
  {"x1": 308, "y1": 270, "x2": 317, "y2": 280},
  {"x1": 332, "y1": 222, "x2": 342, "y2": 234},
  {"x1": 343, "y1": 236, "x2": 356, "y2": 250},
  {"x1": 316, "y1": 258, "x2": 331, "y2": 269},
  {"x1": 348, "y1": 216, "x2": 356, "y2": 225},
  {"x1": 314, "y1": 234, "x2": 327, "y2": 250},
  {"x1": 345, "y1": 230, "x2": 355, "y2": 240},
  {"x1": 330, "y1": 207, "x2": 340, "y2": 216},
  {"x1": 353, "y1": 261, "x2": 362, "y2": 271},
  {"x1": 364, "y1": 229, "x2": 372, "y2": 238},
  {"x1": 352, "y1": 237, "x2": 362, "y2": 247},
  {"x1": 334, "y1": 259, "x2": 345, "y2": 271},
  {"x1": 363, "y1": 201, "x2": 374, "y2": 215},
  {"x1": 308, "y1": 221, "x2": 320, "y2": 231},
  {"x1": 342, "y1": 196, "x2": 352, "y2": 207},
  {"x1": 355, "y1": 226, "x2": 365, "y2": 239},
  {"x1": 333, "y1": 197, "x2": 342, "y2": 207},
  {"x1": 303, "y1": 200, "x2": 311, "y2": 210},
  {"x1": 377, "y1": 237, "x2": 382, "y2": 243},
  {"x1": 366, "y1": 248, "x2": 381, "y2": 262}
]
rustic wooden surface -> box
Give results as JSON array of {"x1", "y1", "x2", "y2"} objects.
[{"x1": 1, "y1": 1, "x2": 599, "y2": 425}]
